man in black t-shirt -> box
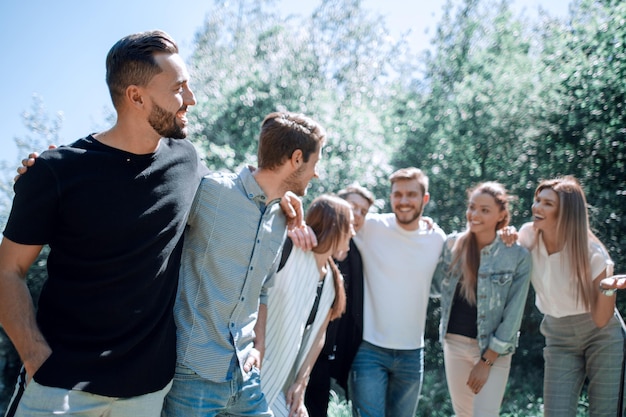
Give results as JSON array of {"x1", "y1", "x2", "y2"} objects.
[{"x1": 0, "y1": 30, "x2": 206, "y2": 417}]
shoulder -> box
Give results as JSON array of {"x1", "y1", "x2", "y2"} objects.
[
  {"x1": 498, "y1": 238, "x2": 531, "y2": 262},
  {"x1": 162, "y1": 137, "x2": 197, "y2": 153},
  {"x1": 16, "y1": 139, "x2": 91, "y2": 183},
  {"x1": 37, "y1": 137, "x2": 94, "y2": 161},
  {"x1": 588, "y1": 238, "x2": 611, "y2": 267},
  {"x1": 361, "y1": 212, "x2": 394, "y2": 233},
  {"x1": 444, "y1": 231, "x2": 460, "y2": 247},
  {"x1": 427, "y1": 221, "x2": 447, "y2": 240},
  {"x1": 365, "y1": 212, "x2": 394, "y2": 224},
  {"x1": 160, "y1": 138, "x2": 204, "y2": 167},
  {"x1": 517, "y1": 222, "x2": 536, "y2": 249},
  {"x1": 200, "y1": 170, "x2": 238, "y2": 186}
]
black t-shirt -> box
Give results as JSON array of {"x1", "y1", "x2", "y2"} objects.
[
  {"x1": 3, "y1": 135, "x2": 207, "y2": 397},
  {"x1": 447, "y1": 282, "x2": 478, "y2": 339}
]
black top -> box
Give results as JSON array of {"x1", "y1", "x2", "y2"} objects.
[
  {"x1": 325, "y1": 239, "x2": 364, "y2": 389},
  {"x1": 446, "y1": 282, "x2": 478, "y2": 339},
  {"x1": 4, "y1": 135, "x2": 207, "y2": 397}
]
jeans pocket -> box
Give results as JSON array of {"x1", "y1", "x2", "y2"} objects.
[{"x1": 174, "y1": 363, "x2": 200, "y2": 381}]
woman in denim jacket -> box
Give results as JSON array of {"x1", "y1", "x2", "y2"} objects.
[{"x1": 431, "y1": 182, "x2": 532, "y2": 417}]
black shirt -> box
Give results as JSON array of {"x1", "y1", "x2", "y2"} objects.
[
  {"x1": 446, "y1": 282, "x2": 478, "y2": 339},
  {"x1": 4, "y1": 136, "x2": 207, "y2": 397}
]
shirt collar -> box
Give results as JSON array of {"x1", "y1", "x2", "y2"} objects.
[
  {"x1": 239, "y1": 166, "x2": 269, "y2": 209},
  {"x1": 481, "y1": 235, "x2": 503, "y2": 255}
]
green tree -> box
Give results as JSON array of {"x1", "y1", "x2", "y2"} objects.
[
  {"x1": 1, "y1": 94, "x2": 64, "y2": 228},
  {"x1": 536, "y1": 0, "x2": 626, "y2": 270},
  {"x1": 187, "y1": 0, "x2": 415, "y2": 202},
  {"x1": 394, "y1": 0, "x2": 542, "y2": 231},
  {"x1": 0, "y1": 95, "x2": 58, "y2": 412}
]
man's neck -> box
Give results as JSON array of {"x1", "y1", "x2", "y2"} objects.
[
  {"x1": 251, "y1": 168, "x2": 286, "y2": 201},
  {"x1": 396, "y1": 216, "x2": 422, "y2": 232},
  {"x1": 94, "y1": 121, "x2": 162, "y2": 155}
]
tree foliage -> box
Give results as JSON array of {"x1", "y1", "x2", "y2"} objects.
[
  {"x1": 186, "y1": 0, "x2": 413, "y2": 203},
  {"x1": 536, "y1": 0, "x2": 626, "y2": 263},
  {"x1": 1, "y1": 0, "x2": 626, "y2": 414}
]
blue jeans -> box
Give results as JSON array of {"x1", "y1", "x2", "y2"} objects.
[
  {"x1": 348, "y1": 341, "x2": 424, "y2": 417},
  {"x1": 161, "y1": 362, "x2": 271, "y2": 417}
]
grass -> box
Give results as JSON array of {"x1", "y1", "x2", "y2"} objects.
[{"x1": 326, "y1": 339, "x2": 599, "y2": 417}]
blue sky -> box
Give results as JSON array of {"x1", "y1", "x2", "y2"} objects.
[{"x1": 1, "y1": 0, "x2": 569, "y2": 164}]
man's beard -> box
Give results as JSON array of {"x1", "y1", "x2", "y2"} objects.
[
  {"x1": 283, "y1": 165, "x2": 308, "y2": 197},
  {"x1": 394, "y1": 203, "x2": 423, "y2": 225},
  {"x1": 148, "y1": 102, "x2": 186, "y2": 139}
]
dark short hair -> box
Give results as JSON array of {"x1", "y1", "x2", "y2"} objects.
[
  {"x1": 105, "y1": 30, "x2": 179, "y2": 109},
  {"x1": 257, "y1": 112, "x2": 326, "y2": 170},
  {"x1": 337, "y1": 184, "x2": 375, "y2": 206}
]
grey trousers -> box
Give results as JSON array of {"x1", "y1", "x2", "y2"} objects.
[{"x1": 541, "y1": 312, "x2": 624, "y2": 417}]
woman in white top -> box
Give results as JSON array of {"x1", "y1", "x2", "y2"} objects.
[
  {"x1": 517, "y1": 176, "x2": 623, "y2": 417},
  {"x1": 262, "y1": 194, "x2": 353, "y2": 417}
]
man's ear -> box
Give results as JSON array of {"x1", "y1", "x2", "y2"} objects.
[
  {"x1": 126, "y1": 85, "x2": 144, "y2": 108},
  {"x1": 290, "y1": 149, "x2": 304, "y2": 168},
  {"x1": 423, "y1": 192, "x2": 431, "y2": 205}
]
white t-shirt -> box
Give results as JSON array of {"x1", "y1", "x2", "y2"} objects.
[
  {"x1": 518, "y1": 222, "x2": 613, "y2": 317},
  {"x1": 354, "y1": 213, "x2": 446, "y2": 350}
]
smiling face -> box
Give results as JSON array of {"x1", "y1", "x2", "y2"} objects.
[
  {"x1": 532, "y1": 188, "x2": 560, "y2": 235},
  {"x1": 390, "y1": 178, "x2": 429, "y2": 230},
  {"x1": 467, "y1": 191, "x2": 505, "y2": 241},
  {"x1": 345, "y1": 193, "x2": 371, "y2": 233},
  {"x1": 144, "y1": 53, "x2": 195, "y2": 139}
]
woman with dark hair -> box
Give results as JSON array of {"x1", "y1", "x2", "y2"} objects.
[
  {"x1": 518, "y1": 176, "x2": 622, "y2": 416},
  {"x1": 261, "y1": 194, "x2": 352, "y2": 417},
  {"x1": 431, "y1": 182, "x2": 532, "y2": 417}
]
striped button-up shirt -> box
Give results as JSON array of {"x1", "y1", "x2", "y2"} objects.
[{"x1": 174, "y1": 167, "x2": 288, "y2": 382}]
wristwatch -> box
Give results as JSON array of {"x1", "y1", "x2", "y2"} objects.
[{"x1": 599, "y1": 285, "x2": 617, "y2": 296}]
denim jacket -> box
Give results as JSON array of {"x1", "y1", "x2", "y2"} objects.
[{"x1": 430, "y1": 233, "x2": 532, "y2": 355}]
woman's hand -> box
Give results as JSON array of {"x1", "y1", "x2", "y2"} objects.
[
  {"x1": 285, "y1": 379, "x2": 308, "y2": 417},
  {"x1": 600, "y1": 274, "x2": 626, "y2": 291},
  {"x1": 466, "y1": 356, "x2": 493, "y2": 394}
]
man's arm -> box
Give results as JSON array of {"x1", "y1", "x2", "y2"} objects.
[{"x1": 0, "y1": 237, "x2": 50, "y2": 380}]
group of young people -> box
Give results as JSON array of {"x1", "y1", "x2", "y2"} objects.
[
  {"x1": 303, "y1": 172, "x2": 624, "y2": 417},
  {"x1": 0, "y1": 28, "x2": 624, "y2": 417}
]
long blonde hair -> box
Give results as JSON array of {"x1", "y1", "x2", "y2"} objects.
[
  {"x1": 534, "y1": 176, "x2": 609, "y2": 310},
  {"x1": 451, "y1": 182, "x2": 511, "y2": 305}
]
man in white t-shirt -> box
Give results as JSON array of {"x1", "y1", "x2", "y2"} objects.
[{"x1": 349, "y1": 167, "x2": 446, "y2": 417}]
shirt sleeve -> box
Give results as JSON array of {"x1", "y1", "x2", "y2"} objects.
[
  {"x1": 589, "y1": 241, "x2": 613, "y2": 279},
  {"x1": 517, "y1": 222, "x2": 535, "y2": 250},
  {"x1": 3, "y1": 158, "x2": 58, "y2": 245}
]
